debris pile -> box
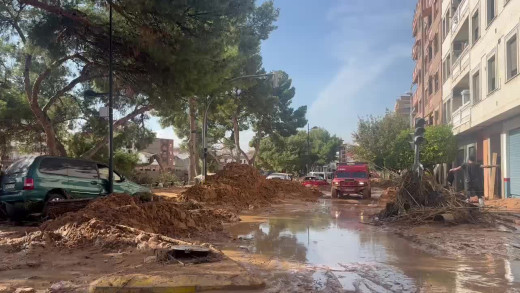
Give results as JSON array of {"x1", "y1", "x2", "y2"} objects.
[
  {"x1": 0, "y1": 194, "x2": 238, "y2": 251},
  {"x1": 370, "y1": 178, "x2": 397, "y2": 189},
  {"x1": 180, "y1": 163, "x2": 321, "y2": 210},
  {"x1": 378, "y1": 171, "x2": 492, "y2": 225}
]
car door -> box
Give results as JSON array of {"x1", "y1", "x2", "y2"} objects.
[{"x1": 66, "y1": 159, "x2": 102, "y2": 199}]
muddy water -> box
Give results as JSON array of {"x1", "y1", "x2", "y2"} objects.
[{"x1": 226, "y1": 198, "x2": 520, "y2": 292}]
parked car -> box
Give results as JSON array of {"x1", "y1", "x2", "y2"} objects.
[
  {"x1": 301, "y1": 176, "x2": 328, "y2": 187},
  {"x1": 266, "y1": 173, "x2": 292, "y2": 180},
  {"x1": 0, "y1": 156, "x2": 151, "y2": 218}
]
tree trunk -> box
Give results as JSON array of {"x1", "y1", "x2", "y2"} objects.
[
  {"x1": 232, "y1": 112, "x2": 241, "y2": 163},
  {"x1": 30, "y1": 104, "x2": 67, "y2": 156},
  {"x1": 249, "y1": 135, "x2": 262, "y2": 166},
  {"x1": 23, "y1": 55, "x2": 66, "y2": 156},
  {"x1": 188, "y1": 98, "x2": 199, "y2": 181}
]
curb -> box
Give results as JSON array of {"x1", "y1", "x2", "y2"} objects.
[{"x1": 89, "y1": 274, "x2": 265, "y2": 293}]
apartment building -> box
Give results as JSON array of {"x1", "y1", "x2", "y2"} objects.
[
  {"x1": 412, "y1": 0, "x2": 443, "y2": 126},
  {"x1": 441, "y1": 0, "x2": 520, "y2": 198},
  {"x1": 394, "y1": 93, "x2": 413, "y2": 122}
]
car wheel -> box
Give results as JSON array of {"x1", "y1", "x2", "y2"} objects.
[{"x1": 43, "y1": 193, "x2": 66, "y2": 217}]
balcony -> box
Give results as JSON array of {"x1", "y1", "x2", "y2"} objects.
[
  {"x1": 452, "y1": 103, "x2": 471, "y2": 129},
  {"x1": 413, "y1": 66, "x2": 420, "y2": 84},
  {"x1": 451, "y1": 0, "x2": 469, "y2": 34},
  {"x1": 450, "y1": 74, "x2": 470, "y2": 130}
]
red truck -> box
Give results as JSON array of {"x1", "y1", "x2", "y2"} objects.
[{"x1": 331, "y1": 162, "x2": 371, "y2": 199}]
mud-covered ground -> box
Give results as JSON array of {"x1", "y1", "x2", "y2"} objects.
[
  {"x1": 219, "y1": 190, "x2": 520, "y2": 292},
  {"x1": 1, "y1": 185, "x2": 520, "y2": 292}
]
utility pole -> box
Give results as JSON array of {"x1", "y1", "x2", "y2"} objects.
[
  {"x1": 307, "y1": 123, "x2": 310, "y2": 174},
  {"x1": 108, "y1": 3, "x2": 114, "y2": 194}
]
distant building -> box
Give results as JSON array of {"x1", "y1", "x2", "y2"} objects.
[
  {"x1": 394, "y1": 93, "x2": 412, "y2": 121},
  {"x1": 338, "y1": 144, "x2": 354, "y2": 163},
  {"x1": 141, "y1": 138, "x2": 175, "y2": 170}
]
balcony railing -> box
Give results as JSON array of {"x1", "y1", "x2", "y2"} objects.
[
  {"x1": 452, "y1": 103, "x2": 471, "y2": 129},
  {"x1": 451, "y1": 0, "x2": 469, "y2": 33},
  {"x1": 451, "y1": 45, "x2": 469, "y2": 80}
]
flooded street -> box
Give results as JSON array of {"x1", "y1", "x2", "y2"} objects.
[{"x1": 225, "y1": 192, "x2": 520, "y2": 292}]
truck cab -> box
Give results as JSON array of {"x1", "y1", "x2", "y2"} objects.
[{"x1": 331, "y1": 162, "x2": 371, "y2": 199}]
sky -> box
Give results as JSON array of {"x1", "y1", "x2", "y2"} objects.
[{"x1": 149, "y1": 0, "x2": 416, "y2": 148}]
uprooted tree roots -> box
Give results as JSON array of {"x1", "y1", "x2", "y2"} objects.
[{"x1": 378, "y1": 171, "x2": 494, "y2": 225}]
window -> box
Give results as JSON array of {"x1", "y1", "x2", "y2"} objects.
[
  {"x1": 468, "y1": 146, "x2": 476, "y2": 161},
  {"x1": 488, "y1": 55, "x2": 496, "y2": 93},
  {"x1": 428, "y1": 77, "x2": 433, "y2": 95},
  {"x1": 98, "y1": 165, "x2": 122, "y2": 182},
  {"x1": 428, "y1": 46, "x2": 433, "y2": 61},
  {"x1": 434, "y1": 34, "x2": 439, "y2": 56},
  {"x1": 443, "y1": 11, "x2": 451, "y2": 40},
  {"x1": 6, "y1": 156, "x2": 36, "y2": 175},
  {"x1": 506, "y1": 35, "x2": 518, "y2": 80},
  {"x1": 472, "y1": 11, "x2": 480, "y2": 44},
  {"x1": 473, "y1": 71, "x2": 480, "y2": 103},
  {"x1": 487, "y1": 0, "x2": 495, "y2": 25},
  {"x1": 68, "y1": 160, "x2": 98, "y2": 179},
  {"x1": 39, "y1": 158, "x2": 68, "y2": 176},
  {"x1": 434, "y1": 73, "x2": 439, "y2": 93}
]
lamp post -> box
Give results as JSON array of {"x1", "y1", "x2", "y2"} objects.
[
  {"x1": 83, "y1": 3, "x2": 113, "y2": 193},
  {"x1": 108, "y1": 3, "x2": 114, "y2": 193}
]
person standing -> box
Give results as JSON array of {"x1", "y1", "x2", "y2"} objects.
[{"x1": 449, "y1": 155, "x2": 498, "y2": 207}]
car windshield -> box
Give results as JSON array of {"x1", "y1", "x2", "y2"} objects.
[
  {"x1": 304, "y1": 176, "x2": 316, "y2": 180},
  {"x1": 5, "y1": 156, "x2": 36, "y2": 175},
  {"x1": 335, "y1": 171, "x2": 367, "y2": 179}
]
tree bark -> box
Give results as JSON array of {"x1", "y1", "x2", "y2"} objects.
[
  {"x1": 232, "y1": 111, "x2": 241, "y2": 163},
  {"x1": 188, "y1": 98, "x2": 199, "y2": 181},
  {"x1": 23, "y1": 54, "x2": 67, "y2": 156},
  {"x1": 249, "y1": 134, "x2": 262, "y2": 166}
]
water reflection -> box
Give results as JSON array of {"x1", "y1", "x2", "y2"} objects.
[{"x1": 227, "y1": 199, "x2": 520, "y2": 291}]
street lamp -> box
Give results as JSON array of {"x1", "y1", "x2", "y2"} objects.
[
  {"x1": 108, "y1": 3, "x2": 114, "y2": 194},
  {"x1": 83, "y1": 3, "x2": 114, "y2": 193}
]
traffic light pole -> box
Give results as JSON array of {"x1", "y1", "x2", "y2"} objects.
[{"x1": 413, "y1": 118, "x2": 426, "y2": 178}]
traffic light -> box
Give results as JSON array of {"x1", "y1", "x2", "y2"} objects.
[{"x1": 414, "y1": 118, "x2": 426, "y2": 145}]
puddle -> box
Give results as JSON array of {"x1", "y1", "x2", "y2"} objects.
[{"x1": 226, "y1": 199, "x2": 520, "y2": 292}]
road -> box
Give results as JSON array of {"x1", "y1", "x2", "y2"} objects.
[{"x1": 223, "y1": 188, "x2": 520, "y2": 292}]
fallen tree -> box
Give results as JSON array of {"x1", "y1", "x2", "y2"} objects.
[{"x1": 378, "y1": 171, "x2": 494, "y2": 225}]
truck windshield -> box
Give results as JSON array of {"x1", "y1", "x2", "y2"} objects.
[{"x1": 336, "y1": 171, "x2": 367, "y2": 178}]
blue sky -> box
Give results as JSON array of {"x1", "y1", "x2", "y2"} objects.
[{"x1": 151, "y1": 0, "x2": 416, "y2": 147}]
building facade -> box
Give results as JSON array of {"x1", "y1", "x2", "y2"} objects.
[
  {"x1": 142, "y1": 138, "x2": 175, "y2": 170},
  {"x1": 412, "y1": 0, "x2": 444, "y2": 126},
  {"x1": 394, "y1": 93, "x2": 413, "y2": 123},
  {"x1": 440, "y1": 0, "x2": 520, "y2": 198}
]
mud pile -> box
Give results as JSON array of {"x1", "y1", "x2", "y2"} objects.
[
  {"x1": 181, "y1": 164, "x2": 321, "y2": 210},
  {"x1": 0, "y1": 194, "x2": 238, "y2": 251}
]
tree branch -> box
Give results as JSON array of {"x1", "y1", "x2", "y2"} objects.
[
  {"x1": 23, "y1": 54, "x2": 32, "y2": 102},
  {"x1": 20, "y1": 0, "x2": 93, "y2": 27},
  {"x1": 42, "y1": 71, "x2": 102, "y2": 113},
  {"x1": 32, "y1": 53, "x2": 88, "y2": 104},
  {"x1": 0, "y1": 4, "x2": 26, "y2": 43},
  {"x1": 80, "y1": 104, "x2": 152, "y2": 159}
]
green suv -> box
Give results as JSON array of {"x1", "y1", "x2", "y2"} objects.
[{"x1": 0, "y1": 156, "x2": 151, "y2": 218}]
